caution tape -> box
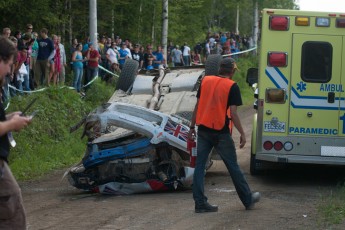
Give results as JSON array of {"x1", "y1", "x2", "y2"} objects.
[
  {"x1": 98, "y1": 65, "x2": 120, "y2": 78},
  {"x1": 222, "y1": 46, "x2": 257, "y2": 57},
  {"x1": 4, "y1": 68, "x2": 103, "y2": 110}
]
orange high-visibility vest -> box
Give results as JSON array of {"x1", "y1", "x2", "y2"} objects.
[{"x1": 196, "y1": 76, "x2": 235, "y2": 130}]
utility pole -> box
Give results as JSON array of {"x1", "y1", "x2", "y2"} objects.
[
  {"x1": 236, "y1": 3, "x2": 239, "y2": 34},
  {"x1": 89, "y1": 0, "x2": 98, "y2": 50},
  {"x1": 162, "y1": 0, "x2": 168, "y2": 62}
]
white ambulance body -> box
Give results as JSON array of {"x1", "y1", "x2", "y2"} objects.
[{"x1": 247, "y1": 9, "x2": 345, "y2": 174}]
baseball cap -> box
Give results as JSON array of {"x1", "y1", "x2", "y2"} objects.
[{"x1": 219, "y1": 58, "x2": 238, "y2": 73}]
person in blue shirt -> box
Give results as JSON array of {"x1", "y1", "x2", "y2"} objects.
[
  {"x1": 118, "y1": 42, "x2": 130, "y2": 69},
  {"x1": 152, "y1": 45, "x2": 164, "y2": 69}
]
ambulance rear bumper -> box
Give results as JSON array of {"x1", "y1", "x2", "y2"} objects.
[{"x1": 256, "y1": 154, "x2": 345, "y2": 165}]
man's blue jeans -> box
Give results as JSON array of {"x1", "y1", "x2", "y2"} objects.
[{"x1": 192, "y1": 129, "x2": 252, "y2": 207}]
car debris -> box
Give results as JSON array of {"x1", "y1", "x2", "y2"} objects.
[{"x1": 67, "y1": 56, "x2": 222, "y2": 194}]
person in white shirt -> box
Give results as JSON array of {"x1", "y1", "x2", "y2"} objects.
[
  {"x1": 106, "y1": 42, "x2": 120, "y2": 72},
  {"x1": 57, "y1": 36, "x2": 67, "y2": 85},
  {"x1": 182, "y1": 42, "x2": 191, "y2": 66}
]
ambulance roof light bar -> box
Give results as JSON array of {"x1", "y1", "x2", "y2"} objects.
[
  {"x1": 336, "y1": 19, "x2": 345, "y2": 28},
  {"x1": 316, "y1": 17, "x2": 330, "y2": 27},
  {"x1": 295, "y1": 16, "x2": 310, "y2": 26},
  {"x1": 269, "y1": 16, "x2": 289, "y2": 31}
]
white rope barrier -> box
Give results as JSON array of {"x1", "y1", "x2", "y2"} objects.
[
  {"x1": 222, "y1": 46, "x2": 257, "y2": 57},
  {"x1": 4, "y1": 71, "x2": 101, "y2": 110},
  {"x1": 98, "y1": 65, "x2": 120, "y2": 78},
  {"x1": 4, "y1": 47, "x2": 257, "y2": 110}
]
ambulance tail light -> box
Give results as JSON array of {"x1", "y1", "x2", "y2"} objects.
[
  {"x1": 284, "y1": 142, "x2": 293, "y2": 151},
  {"x1": 265, "y1": 88, "x2": 286, "y2": 103},
  {"x1": 268, "y1": 52, "x2": 287, "y2": 67},
  {"x1": 336, "y1": 19, "x2": 345, "y2": 28},
  {"x1": 269, "y1": 16, "x2": 289, "y2": 31},
  {"x1": 263, "y1": 141, "x2": 273, "y2": 150},
  {"x1": 274, "y1": 141, "x2": 283, "y2": 151}
]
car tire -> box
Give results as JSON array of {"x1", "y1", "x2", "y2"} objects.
[
  {"x1": 205, "y1": 54, "x2": 222, "y2": 76},
  {"x1": 116, "y1": 59, "x2": 139, "y2": 92}
]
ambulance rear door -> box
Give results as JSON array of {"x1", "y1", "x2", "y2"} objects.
[{"x1": 289, "y1": 34, "x2": 343, "y2": 136}]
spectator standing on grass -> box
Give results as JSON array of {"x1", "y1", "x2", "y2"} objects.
[
  {"x1": 72, "y1": 43, "x2": 85, "y2": 93},
  {"x1": 188, "y1": 58, "x2": 260, "y2": 213},
  {"x1": 191, "y1": 50, "x2": 201, "y2": 65},
  {"x1": 47, "y1": 35, "x2": 59, "y2": 86},
  {"x1": 2, "y1": 28, "x2": 12, "y2": 101},
  {"x1": 182, "y1": 43, "x2": 190, "y2": 66},
  {"x1": 131, "y1": 43, "x2": 143, "y2": 69},
  {"x1": 18, "y1": 33, "x2": 33, "y2": 91},
  {"x1": 85, "y1": 42, "x2": 100, "y2": 89},
  {"x1": 106, "y1": 41, "x2": 120, "y2": 73},
  {"x1": 171, "y1": 45, "x2": 184, "y2": 67},
  {"x1": 143, "y1": 45, "x2": 155, "y2": 70},
  {"x1": 14, "y1": 40, "x2": 27, "y2": 93},
  {"x1": 30, "y1": 32, "x2": 38, "y2": 89},
  {"x1": 24, "y1": 24, "x2": 34, "y2": 38},
  {"x1": 35, "y1": 28, "x2": 54, "y2": 87},
  {"x1": 118, "y1": 42, "x2": 131, "y2": 70},
  {"x1": 152, "y1": 45, "x2": 164, "y2": 68},
  {"x1": 0, "y1": 35, "x2": 33, "y2": 230},
  {"x1": 57, "y1": 36, "x2": 66, "y2": 85}
]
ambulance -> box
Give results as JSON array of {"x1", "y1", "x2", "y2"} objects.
[{"x1": 247, "y1": 8, "x2": 345, "y2": 174}]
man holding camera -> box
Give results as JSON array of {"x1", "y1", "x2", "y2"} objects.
[{"x1": 0, "y1": 35, "x2": 32, "y2": 229}]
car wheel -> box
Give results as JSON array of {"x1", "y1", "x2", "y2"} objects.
[
  {"x1": 116, "y1": 59, "x2": 139, "y2": 92},
  {"x1": 205, "y1": 54, "x2": 222, "y2": 76}
]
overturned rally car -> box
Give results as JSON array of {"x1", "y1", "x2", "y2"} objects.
[{"x1": 67, "y1": 55, "x2": 223, "y2": 195}]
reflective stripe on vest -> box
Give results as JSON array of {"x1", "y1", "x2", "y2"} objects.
[{"x1": 196, "y1": 76, "x2": 235, "y2": 130}]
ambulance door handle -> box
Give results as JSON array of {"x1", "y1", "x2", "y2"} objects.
[
  {"x1": 328, "y1": 92, "x2": 335, "y2": 103},
  {"x1": 307, "y1": 112, "x2": 312, "y2": 117}
]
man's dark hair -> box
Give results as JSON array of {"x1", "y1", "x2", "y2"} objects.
[
  {"x1": 0, "y1": 36, "x2": 17, "y2": 63},
  {"x1": 40, "y1": 28, "x2": 48, "y2": 34},
  {"x1": 219, "y1": 58, "x2": 236, "y2": 75}
]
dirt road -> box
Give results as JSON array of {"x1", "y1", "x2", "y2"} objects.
[{"x1": 21, "y1": 106, "x2": 345, "y2": 230}]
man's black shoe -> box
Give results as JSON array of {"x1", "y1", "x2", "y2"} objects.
[{"x1": 195, "y1": 202, "x2": 218, "y2": 213}]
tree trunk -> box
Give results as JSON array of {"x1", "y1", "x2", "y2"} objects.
[
  {"x1": 137, "y1": 0, "x2": 142, "y2": 43},
  {"x1": 253, "y1": 0, "x2": 259, "y2": 55},
  {"x1": 68, "y1": 0, "x2": 72, "y2": 45},
  {"x1": 161, "y1": 0, "x2": 168, "y2": 62},
  {"x1": 151, "y1": 3, "x2": 156, "y2": 45},
  {"x1": 236, "y1": 3, "x2": 239, "y2": 34},
  {"x1": 111, "y1": 9, "x2": 114, "y2": 39}
]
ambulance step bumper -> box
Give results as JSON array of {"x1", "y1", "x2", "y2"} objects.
[{"x1": 255, "y1": 154, "x2": 345, "y2": 165}]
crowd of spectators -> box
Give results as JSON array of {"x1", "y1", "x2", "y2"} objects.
[{"x1": 0, "y1": 24, "x2": 253, "y2": 103}]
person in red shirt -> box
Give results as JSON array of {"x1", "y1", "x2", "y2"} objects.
[{"x1": 85, "y1": 42, "x2": 100, "y2": 90}]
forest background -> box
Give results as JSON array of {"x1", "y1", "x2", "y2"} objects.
[{"x1": 0, "y1": 0, "x2": 297, "y2": 49}]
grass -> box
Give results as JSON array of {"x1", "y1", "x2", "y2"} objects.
[
  {"x1": 7, "y1": 78, "x2": 114, "y2": 180},
  {"x1": 232, "y1": 54, "x2": 258, "y2": 106},
  {"x1": 317, "y1": 184, "x2": 345, "y2": 228}
]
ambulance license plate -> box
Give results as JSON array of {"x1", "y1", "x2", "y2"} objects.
[{"x1": 264, "y1": 121, "x2": 286, "y2": 133}]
